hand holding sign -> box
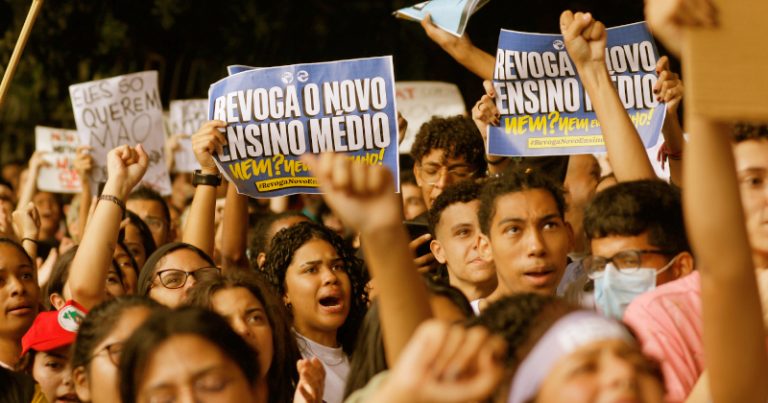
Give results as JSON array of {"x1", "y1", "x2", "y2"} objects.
[
  {"x1": 73, "y1": 146, "x2": 94, "y2": 186},
  {"x1": 192, "y1": 120, "x2": 227, "y2": 175},
  {"x1": 654, "y1": 56, "x2": 683, "y2": 113},
  {"x1": 105, "y1": 145, "x2": 149, "y2": 199},
  {"x1": 472, "y1": 80, "x2": 500, "y2": 143},
  {"x1": 301, "y1": 153, "x2": 399, "y2": 235},
  {"x1": 560, "y1": 11, "x2": 607, "y2": 70}
]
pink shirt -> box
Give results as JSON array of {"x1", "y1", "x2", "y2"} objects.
[{"x1": 623, "y1": 271, "x2": 703, "y2": 403}]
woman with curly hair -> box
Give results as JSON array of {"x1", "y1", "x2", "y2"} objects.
[{"x1": 263, "y1": 221, "x2": 368, "y2": 403}]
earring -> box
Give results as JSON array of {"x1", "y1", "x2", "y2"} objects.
[{"x1": 286, "y1": 303, "x2": 292, "y2": 310}]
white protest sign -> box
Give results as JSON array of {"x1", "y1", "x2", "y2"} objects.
[
  {"x1": 69, "y1": 71, "x2": 171, "y2": 195},
  {"x1": 395, "y1": 81, "x2": 466, "y2": 153},
  {"x1": 169, "y1": 99, "x2": 206, "y2": 173},
  {"x1": 35, "y1": 126, "x2": 81, "y2": 193}
]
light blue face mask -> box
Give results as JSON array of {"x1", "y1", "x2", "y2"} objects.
[{"x1": 594, "y1": 259, "x2": 676, "y2": 319}]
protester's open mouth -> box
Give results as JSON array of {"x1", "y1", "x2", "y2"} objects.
[
  {"x1": 56, "y1": 393, "x2": 79, "y2": 402},
  {"x1": 318, "y1": 293, "x2": 345, "y2": 314}
]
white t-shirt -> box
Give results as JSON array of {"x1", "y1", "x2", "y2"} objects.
[
  {"x1": 470, "y1": 299, "x2": 482, "y2": 316},
  {"x1": 295, "y1": 332, "x2": 350, "y2": 403}
]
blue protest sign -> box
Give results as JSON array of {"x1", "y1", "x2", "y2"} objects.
[
  {"x1": 488, "y1": 22, "x2": 665, "y2": 157},
  {"x1": 227, "y1": 65, "x2": 258, "y2": 76},
  {"x1": 209, "y1": 56, "x2": 400, "y2": 197}
]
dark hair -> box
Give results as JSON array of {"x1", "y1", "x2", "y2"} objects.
[
  {"x1": 186, "y1": 271, "x2": 300, "y2": 403},
  {"x1": 250, "y1": 211, "x2": 309, "y2": 259},
  {"x1": 123, "y1": 211, "x2": 157, "y2": 259},
  {"x1": 733, "y1": 123, "x2": 768, "y2": 143},
  {"x1": 344, "y1": 279, "x2": 472, "y2": 398},
  {"x1": 127, "y1": 186, "x2": 171, "y2": 226},
  {"x1": 478, "y1": 170, "x2": 567, "y2": 236},
  {"x1": 343, "y1": 301, "x2": 387, "y2": 399},
  {"x1": 400, "y1": 169, "x2": 418, "y2": 186},
  {"x1": 0, "y1": 176, "x2": 14, "y2": 192},
  {"x1": 263, "y1": 222, "x2": 368, "y2": 355},
  {"x1": 467, "y1": 293, "x2": 571, "y2": 369},
  {"x1": 116, "y1": 239, "x2": 139, "y2": 275},
  {"x1": 44, "y1": 246, "x2": 125, "y2": 310},
  {"x1": 0, "y1": 237, "x2": 34, "y2": 267},
  {"x1": 410, "y1": 115, "x2": 486, "y2": 175},
  {"x1": 43, "y1": 247, "x2": 78, "y2": 310},
  {"x1": 71, "y1": 296, "x2": 163, "y2": 370},
  {"x1": 584, "y1": 180, "x2": 690, "y2": 254},
  {"x1": 428, "y1": 180, "x2": 482, "y2": 235},
  {"x1": 424, "y1": 278, "x2": 474, "y2": 318},
  {"x1": 137, "y1": 242, "x2": 216, "y2": 297},
  {"x1": 119, "y1": 307, "x2": 259, "y2": 403}
]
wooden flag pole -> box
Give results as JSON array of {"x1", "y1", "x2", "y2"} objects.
[{"x1": 0, "y1": 0, "x2": 45, "y2": 110}]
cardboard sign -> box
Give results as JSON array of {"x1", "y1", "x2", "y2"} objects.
[
  {"x1": 69, "y1": 71, "x2": 171, "y2": 195},
  {"x1": 169, "y1": 99, "x2": 207, "y2": 173},
  {"x1": 35, "y1": 126, "x2": 81, "y2": 193},
  {"x1": 208, "y1": 56, "x2": 400, "y2": 197},
  {"x1": 395, "y1": 81, "x2": 467, "y2": 153},
  {"x1": 489, "y1": 23, "x2": 666, "y2": 157}
]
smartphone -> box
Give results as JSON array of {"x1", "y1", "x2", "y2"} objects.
[{"x1": 404, "y1": 221, "x2": 432, "y2": 257}]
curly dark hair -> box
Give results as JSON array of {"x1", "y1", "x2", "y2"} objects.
[
  {"x1": 263, "y1": 222, "x2": 368, "y2": 356},
  {"x1": 478, "y1": 169, "x2": 567, "y2": 236},
  {"x1": 410, "y1": 115, "x2": 486, "y2": 175},
  {"x1": 467, "y1": 293, "x2": 574, "y2": 369},
  {"x1": 733, "y1": 123, "x2": 768, "y2": 143},
  {"x1": 186, "y1": 271, "x2": 301, "y2": 403},
  {"x1": 428, "y1": 180, "x2": 482, "y2": 235}
]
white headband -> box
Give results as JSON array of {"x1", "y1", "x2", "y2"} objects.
[{"x1": 507, "y1": 310, "x2": 635, "y2": 403}]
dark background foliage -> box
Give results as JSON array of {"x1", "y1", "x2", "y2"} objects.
[{"x1": 0, "y1": 0, "x2": 645, "y2": 163}]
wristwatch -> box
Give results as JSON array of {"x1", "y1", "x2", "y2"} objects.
[{"x1": 192, "y1": 170, "x2": 223, "y2": 187}]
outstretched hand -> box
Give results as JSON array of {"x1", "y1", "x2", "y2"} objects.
[
  {"x1": 644, "y1": 0, "x2": 718, "y2": 58},
  {"x1": 560, "y1": 11, "x2": 607, "y2": 69},
  {"x1": 375, "y1": 320, "x2": 507, "y2": 403},
  {"x1": 293, "y1": 357, "x2": 325, "y2": 403},
  {"x1": 420, "y1": 14, "x2": 471, "y2": 54},
  {"x1": 12, "y1": 202, "x2": 41, "y2": 241},
  {"x1": 192, "y1": 120, "x2": 227, "y2": 174},
  {"x1": 106, "y1": 144, "x2": 149, "y2": 199},
  {"x1": 301, "y1": 153, "x2": 400, "y2": 234},
  {"x1": 472, "y1": 80, "x2": 500, "y2": 144},
  {"x1": 654, "y1": 56, "x2": 684, "y2": 113}
]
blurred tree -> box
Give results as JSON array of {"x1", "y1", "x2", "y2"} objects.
[{"x1": 0, "y1": 0, "x2": 644, "y2": 163}]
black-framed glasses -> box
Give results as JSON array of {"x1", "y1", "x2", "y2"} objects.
[
  {"x1": 583, "y1": 249, "x2": 676, "y2": 279},
  {"x1": 417, "y1": 164, "x2": 476, "y2": 186},
  {"x1": 154, "y1": 267, "x2": 221, "y2": 289},
  {"x1": 91, "y1": 342, "x2": 124, "y2": 366}
]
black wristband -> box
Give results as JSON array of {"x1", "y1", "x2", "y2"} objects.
[{"x1": 193, "y1": 170, "x2": 223, "y2": 187}]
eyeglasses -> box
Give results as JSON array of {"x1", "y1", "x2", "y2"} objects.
[
  {"x1": 91, "y1": 342, "x2": 124, "y2": 366},
  {"x1": 583, "y1": 249, "x2": 676, "y2": 279},
  {"x1": 417, "y1": 164, "x2": 476, "y2": 186},
  {"x1": 154, "y1": 267, "x2": 221, "y2": 289}
]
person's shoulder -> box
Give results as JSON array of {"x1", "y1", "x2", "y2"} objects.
[
  {"x1": 0, "y1": 367, "x2": 38, "y2": 403},
  {"x1": 624, "y1": 271, "x2": 701, "y2": 321}
]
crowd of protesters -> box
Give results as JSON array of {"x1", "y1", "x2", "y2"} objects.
[{"x1": 2, "y1": 1, "x2": 766, "y2": 402}]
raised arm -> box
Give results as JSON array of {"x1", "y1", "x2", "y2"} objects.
[
  {"x1": 420, "y1": 14, "x2": 495, "y2": 80},
  {"x1": 683, "y1": 117, "x2": 768, "y2": 403},
  {"x1": 561, "y1": 11, "x2": 656, "y2": 181},
  {"x1": 16, "y1": 151, "x2": 47, "y2": 211},
  {"x1": 69, "y1": 144, "x2": 148, "y2": 310},
  {"x1": 73, "y1": 145, "x2": 94, "y2": 243},
  {"x1": 302, "y1": 153, "x2": 432, "y2": 365},
  {"x1": 472, "y1": 80, "x2": 511, "y2": 175},
  {"x1": 655, "y1": 56, "x2": 685, "y2": 187},
  {"x1": 12, "y1": 202, "x2": 40, "y2": 261},
  {"x1": 182, "y1": 120, "x2": 226, "y2": 257},
  {"x1": 221, "y1": 182, "x2": 249, "y2": 271}
]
